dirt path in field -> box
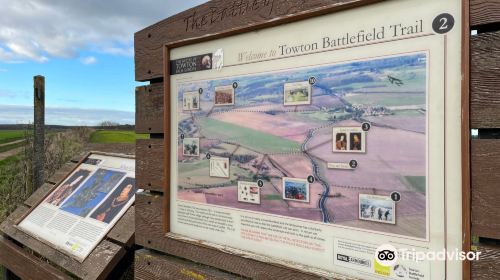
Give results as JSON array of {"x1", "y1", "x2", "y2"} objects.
[
  {"x1": 0, "y1": 147, "x2": 23, "y2": 161},
  {"x1": 0, "y1": 139, "x2": 25, "y2": 147}
]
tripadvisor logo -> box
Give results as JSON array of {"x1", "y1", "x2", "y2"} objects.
[
  {"x1": 374, "y1": 243, "x2": 482, "y2": 266},
  {"x1": 375, "y1": 244, "x2": 398, "y2": 267}
]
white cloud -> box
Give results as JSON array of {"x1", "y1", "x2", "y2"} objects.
[
  {"x1": 81, "y1": 56, "x2": 97, "y2": 65},
  {"x1": 0, "y1": 0, "x2": 208, "y2": 63},
  {"x1": 0, "y1": 104, "x2": 135, "y2": 125}
]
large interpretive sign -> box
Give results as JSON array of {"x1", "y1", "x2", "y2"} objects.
[
  {"x1": 18, "y1": 153, "x2": 136, "y2": 262},
  {"x1": 169, "y1": 0, "x2": 464, "y2": 279}
]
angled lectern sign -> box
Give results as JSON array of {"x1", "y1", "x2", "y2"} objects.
[{"x1": 18, "y1": 153, "x2": 136, "y2": 262}]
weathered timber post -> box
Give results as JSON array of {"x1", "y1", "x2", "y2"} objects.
[{"x1": 33, "y1": 75, "x2": 45, "y2": 190}]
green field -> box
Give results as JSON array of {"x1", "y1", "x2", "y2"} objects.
[
  {"x1": 198, "y1": 118, "x2": 301, "y2": 154},
  {"x1": 344, "y1": 92, "x2": 425, "y2": 107},
  {"x1": 90, "y1": 130, "x2": 149, "y2": 143},
  {"x1": 0, "y1": 130, "x2": 24, "y2": 144},
  {"x1": 404, "y1": 175, "x2": 426, "y2": 194},
  {"x1": 0, "y1": 141, "x2": 25, "y2": 153}
]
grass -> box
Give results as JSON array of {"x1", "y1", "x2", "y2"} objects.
[
  {"x1": 264, "y1": 194, "x2": 282, "y2": 200},
  {"x1": 404, "y1": 176, "x2": 426, "y2": 194},
  {"x1": 344, "y1": 92, "x2": 425, "y2": 107},
  {"x1": 0, "y1": 140, "x2": 25, "y2": 153},
  {"x1": 89, "y1": 130, "x2": 149, "y2": 143},
  {"x1": 0, "y1": 156, "x2": 19, "y2": 167},
  {"x1": 0, "y1": 130, "x2": 25, "y2": 144},
  {"x1": 198, "y1": 118, "x2": 301, "y2": 154}
]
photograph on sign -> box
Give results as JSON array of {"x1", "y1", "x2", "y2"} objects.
[
  {"x1": 359, "y1": 194, "x2": 396, "y2": 224},
  {"x1": 283, "y1": 81, "x2": 311, "y2": 106},
  {"x1": 17, "y1": 154, "x2": 136, "y2": 262},
  {"x1": 333, "y1": 127, "x2": 366, "y2": 153},
  {"x1": 214, "y1": 85, "x2": 235, "y2": 106},
  {"x1": 183, "y1": 91, "x2": 200, "y2": 111},
  {"x1": 182, "y1": 138, "x2": 200, "y2": 157},
  {"x1": 238, "y1": 181, "x2": 260, "y2": 205}
]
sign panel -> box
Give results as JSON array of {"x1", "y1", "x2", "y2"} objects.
[
  {"x1": 18, "y1": 153, "x2": 136, "y2": 262},
  {"x1": 170, "y1": 0, "x2": 463, "y2": 278}
]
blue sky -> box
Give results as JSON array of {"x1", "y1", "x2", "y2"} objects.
[{"x1": 0, "y1": 0, "x2": 208, "y2": 125}]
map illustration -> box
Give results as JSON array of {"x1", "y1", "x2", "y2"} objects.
[{"x1": 176, "y1": 52, "x2": 427, "y2": 239}]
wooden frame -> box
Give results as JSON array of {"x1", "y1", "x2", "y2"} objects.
[
  {"x1": 461, "y1": 0, "x2": 471, "y2": 279},
  {"x1": 144, "y1": 0, "x2": 473, "y2": 278}
]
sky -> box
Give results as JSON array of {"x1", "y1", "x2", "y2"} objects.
[{"x1": 0, "y1": 0, "x2": 208, "y2": 125}]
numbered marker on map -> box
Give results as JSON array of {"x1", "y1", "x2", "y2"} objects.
[
  {"x1": 307, "y1": 175, "x2": 315, "y2": 183},
  {"x1": 390, "y1": 191, "x2": 402, "y2": 202},
  {"x1": 308, "y1": 76, "x2": 317, "y2": 85},
  {"x1": 257, "y1": 180, "x2": 264, "y2": 188}
]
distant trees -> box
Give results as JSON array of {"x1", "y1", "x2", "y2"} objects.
[{"x1": 99, "y1": 121, "x2": 120, "y2": 127}]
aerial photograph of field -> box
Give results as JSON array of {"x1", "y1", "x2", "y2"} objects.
[{"x1": 176, "y1": 52, "x2": 428, "y2": 239}]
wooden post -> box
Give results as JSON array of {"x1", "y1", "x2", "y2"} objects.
[{"x1": 33, "y1": 75, "x2": 45, "y2": 190}]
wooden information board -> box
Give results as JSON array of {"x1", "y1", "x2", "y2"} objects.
[
  {"x1": 164, "y1": 0, "x2": 468, "y2": 279},
  {"x1": 133, "y1": 0, "x2": 481, "y2": 279}
]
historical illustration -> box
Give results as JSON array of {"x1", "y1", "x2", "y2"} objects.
[
  {"x1": 45, "y1": 169, "x2": 92, "y2": 206},
  {"x1": 60, "y1": 168, "x2": 126, "y2": 217},
  {"x1": 90, "y1": 177, "x2": 136, "y2": 223},
  {"x1": 176, "y1": 52, "x2": 427, "y2": 238}
]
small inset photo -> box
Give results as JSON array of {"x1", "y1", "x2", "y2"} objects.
[
  {"x1": 282, "y1": 177, "x2": 309, "y2": 202},
  {"x1": 183, "y1": 91, "x2": 200, "y2": 111},
  {"x1": 283, "y1": 81, "x2": 311, "y2": 106},
  {"x1": 209, "y1": 157, "x2": 230, "y2": 178},
  {"x1": 332, "y1": 127, "x2": 366, "y2": 153},
  {"x1": 182, "y1": 138, "x2": 200, "y2": 157},
  {"x1": 214, "y1": 85, "x2": 235, "y2": 106},
  {"x1": 238, "y1": 181, "x2": 260, "y2": 205},
  {"x1": 359, "y1": 194, "x2": 396, "y2": 224},
  {"x1": 83, "y1": 157, "x2": 102, "y2": 166}
]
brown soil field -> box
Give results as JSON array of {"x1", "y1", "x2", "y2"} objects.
[
  {"x1": 308, "y1": 121, "x2": 426, "y2": 191},
  {"x1": 212, "y1": 111, "x2": 312, "y2": 142},
  {"x1": 365, "y1": 115, "x2": 426, "y2": 133}
]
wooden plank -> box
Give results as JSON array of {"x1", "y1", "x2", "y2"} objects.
[
  {"x1": 106, "y1": 206, "x2": 135, "y2": 248},
  {"x1": 471, "y1": 30, "x2": 500, "y2": 128},
  {"x1": 47, "y1": 162, "x2": 78, "y2": 184},
  {"x1": 0, "y1": 205, "x2": 125, "y2": 280},
  {"x1": 70, "y1": 150, "x2": 90, "y2": 163},
  {"x1": 136, "y1": 139, "x2": 164, "y2": 192},
  {"x1": 135, "y1": 249, "x2": 242, "y2": 280},
  {"x1": 24, "y1": 182, "x2": 55, "y2": 207},
  {"x1": 470, "y1": 0, "x2": 500, "y2": 27},
  {"x1": 135, "y1": 192, "x2": 323, "y2": 279},
  {"x1": 0, "y1": 235, "x2": 71, "y2": 280},
  {"x1": 134, "y1": 0, "x2": 381, "y2": 81},
  {"x1": 471, "y1": 243, "x2": 500, "y2": 279},
  {"x1": 471, "y1": 139, "x2": 500, "y2": 239},
  {"x1": 136, "y1": 84, "x2": 164, "y2": 134}
]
